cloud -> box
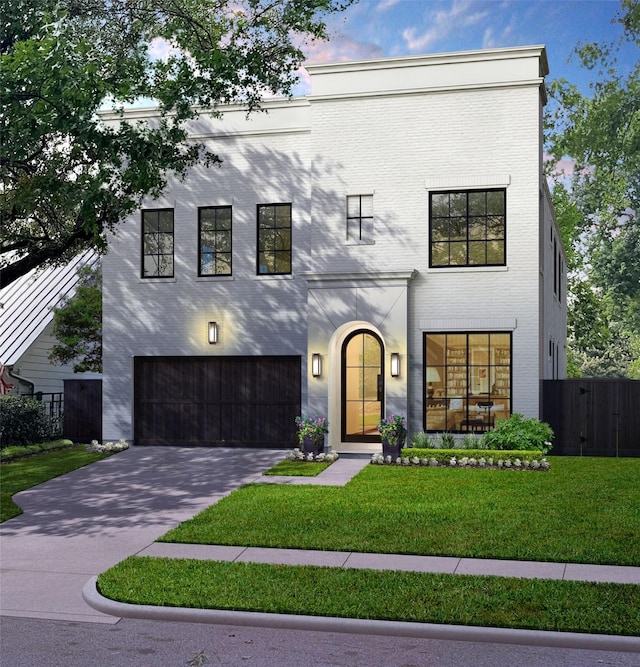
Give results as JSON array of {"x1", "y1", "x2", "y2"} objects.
[
  {"x1": 303, "y1": 34, "x2": 385, "y2": 65},
  {"x1": 375, "y1": 0, "x2": 402, "y2": 11},
  {"x1": 482, "y1": 23, "x2": 514, "y2": 49},
  {"x1": 402, "y1": 0, "x2": 489, "y2": 52}
]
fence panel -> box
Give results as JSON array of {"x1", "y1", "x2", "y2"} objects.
[
  {"x1": 542, "y1": 379, "x2": 640, "y2": 456},
  {"x1": 63, "y1": 379, "x2": 102, "y2": 443}
]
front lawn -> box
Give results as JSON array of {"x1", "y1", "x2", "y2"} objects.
[
  {"x1": 161, "y1": 458, "x2": 640, "y2": 566},
  {"x1": 263, "y1": 460, "x2": 332, "y2": 476},
  {"x1": 0, "y1": 445, "x2": 109, "y2": 522},
  {"x1": 98, "y1": 557, "x2": 640, "y2": 636}
]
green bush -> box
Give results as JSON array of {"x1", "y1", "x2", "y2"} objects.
[
  {"x1": 0, "y1": 396, "x2": 53, "y2": 448},
  {"x1": 410, "y1": 431, "x2": 433, "y2": 448},
  {"x1": 480, "y1": 413, "x2": 553, "y2": 453}
]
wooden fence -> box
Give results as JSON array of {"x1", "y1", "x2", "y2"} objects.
[
  {"x1": 63, "y1": 379, "x2": 102, "y2": 443},
  {"x1": 542, "y1": 378, "x2": 640, "y2": 457}
]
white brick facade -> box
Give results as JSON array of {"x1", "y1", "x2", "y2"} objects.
[{"x1": 102, "y1": 45, "x2": 566, "y2": 449}]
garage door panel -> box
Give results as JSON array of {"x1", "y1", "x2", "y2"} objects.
[{"x1": 134, "y1": 356, "x2": 300, "y2": 447}]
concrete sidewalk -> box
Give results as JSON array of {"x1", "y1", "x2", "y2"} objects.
[{"x1": 2, "y1": 447, "x2": 639, "y2": 651}]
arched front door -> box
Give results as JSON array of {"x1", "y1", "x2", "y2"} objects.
[{"x1": 341, "y1": 330, "x2": 384, "y2": 442}]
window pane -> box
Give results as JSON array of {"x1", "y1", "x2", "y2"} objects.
[
  {"x1": 158, "y1": 233, "x2": 173, "y2": 253},
  {"x1": 143, "y1": 212, "x2": 158, "y2": 233},
  {"x1": 360, "y1": 217, "x2": 373, "y2": 239},
  {"x1": 360, "y1": 195, "x2": 373, "y2": 217},
  {"x1": 216, "y1": 254, "x2": 231, "y2": 275},
  {"x1": 468, "y1": 191, "x2": 486, "y2": 215},
  {"x1": 258, "y1": 252, "x2": 272, "y2": 273},
  {"x1": 275, "y1": 229, "x2": 291, "y2": 251},
  {"x1": 449, "y1": 242, "x2": 467, "y2": 265},
  {"x1": 276, "y1": 205, "x2": 291, "y2": 225},
  {"x1": 217, "y1": 208, "x2": 232, "y2": 229},
  {"x1": 468, "y1": 241, "x2": 486, "y2": 265},
  {"x1": 487, "y1": 240, "x2": 504, "y2": 264},
  {"x1": 431, "y1": 242, "x2": 448, "y2": 265},
  {"x1": 143, "y1": 255, "x2": 159, "y2": 277},
  {"x1": 158, "y1": 256, "x2": 173, "y2": 277},
  {"x1": 346, "y1": 367, "x2": 362, "y2": 400},
  {"x1": 274, "y1": 251, "x2": 291, "y2": 273},
  {"x1": 216, "y1": 231, "x2": 231, "y2": 253},
  {"x1": 487, "y1": 190, "x2": 505, "y2": 214},
  {"x1": 159, "y1": 211, "x2": 173, "y2": 232},
  {"x1": 431, "y1": 218, "x2": 449, "y2": 241},
  {"x1": 258, "y1": 206, "x2": 274, "y2": 228},
  {"x1": 468, "y1": 219, "x2": 485, "y2": 240},
  {"x1": 347, "y1": 196, "x2": 361, "y2": 217},
  {"x1": 450, "y1": 192, "x2": 467, "y2": 216},
  {"x1": 431, "y1": 193, "x2": 449, "y2": 217},
  {"x1": 363, "y1": 368, "x2": 379, "y2": 400},
  {"x1": 259, "y1": 229, "x2": 274, "y2": 250},
  {"x1": 449, "y1": 219, "x2": 466, "y2": 241},
  {"x1": 487, "y1": 215, "x2": 505, "y2": 239}
]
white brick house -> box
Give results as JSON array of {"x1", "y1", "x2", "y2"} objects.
[{"x1": 102, "y1": 45, "x2": 566, "y2": 452}]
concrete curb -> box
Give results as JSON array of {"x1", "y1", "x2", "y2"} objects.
[{"x1": 83, "y1": 577, "x2": 640, "y2": 653}]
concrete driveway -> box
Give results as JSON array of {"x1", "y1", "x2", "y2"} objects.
[{"x1": 0, "y1": 446, "x2": 283, "y2": 623}]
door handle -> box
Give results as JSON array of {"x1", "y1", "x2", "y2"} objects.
[{"x1": 377, "y1": 374, "x2": 383, "y2": 402}]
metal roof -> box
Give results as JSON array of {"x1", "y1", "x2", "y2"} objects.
[{"x1": 0, "y1": 251, "x2": 98, "y2": 366}]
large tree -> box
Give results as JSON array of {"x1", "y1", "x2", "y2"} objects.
[
  {"x1": 0, "y1": 0, "x2": 352, "y2": 287},
  {"x1": 547, "y1": 0, "x2": 640, "y2": 377}
]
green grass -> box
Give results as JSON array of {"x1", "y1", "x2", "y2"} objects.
[
  {"x1": 0, "y1": 438, "x2": 76, "y2": 462},
  {"x1": 98, "y1": 556, "x2": 640, "y2": 636},
  {"x1": 161, "y1": 458, "x2": 640, "y2": 566},
  {"x1": 0, "y1": 445, "x2": 109, "y2": 522},
  {"x1": 263, "y1": 460, "x2": 332, "y2": 476}
]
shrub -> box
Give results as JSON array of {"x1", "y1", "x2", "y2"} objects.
[
  {"x1": 0, "y1": 396, "x2": 53, "y2": 447},
  {"x1": 480, "y1": 413, "x2": 553, "y2": 453},
  {"x1": 410, "y1": 431, "x2": 432, "y2": 448},
  {"x1": 436, "y1": 432, "x2": 456, "y2": 448}
]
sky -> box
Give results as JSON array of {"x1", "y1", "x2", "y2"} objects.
[{"x1": 295, "y1": 0, "x2": 635, "y2": 94}]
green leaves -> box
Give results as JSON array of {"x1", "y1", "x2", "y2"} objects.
[{"x1": 1, "y1": 0, "x2": 354, "y2": 287}]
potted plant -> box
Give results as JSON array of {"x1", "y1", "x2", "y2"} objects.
[
  {"x1": 378, "y1": 414, "x2": 407, "y2": 458},
  {"x1": 295, "y1": 414, "x2": 329, "y2": 455}
]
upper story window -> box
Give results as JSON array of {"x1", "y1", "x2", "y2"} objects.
[
  {"x1": 142, "y1": 209, "x2": 174, "y2": 278},
  {"x1": 430, "y1": 189, "x2": 506, "y2": 267},
  {"x1": 257, "y1": 203, "x2": 291, "y2": 275},
  {"x1": 347, "y1": 195, "x2": 373, "y2": 244},
  {"x1": 199, "y1": 206, "x2": 232, "y2": 276}
]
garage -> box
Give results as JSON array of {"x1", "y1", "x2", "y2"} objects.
[{"x1": 134, "y1": 356, "x2": 301, "y2": 447}]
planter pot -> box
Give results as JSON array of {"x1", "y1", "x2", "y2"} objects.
[
  {"x1": 301, "y1": 435, "x2": 323, "y2": 455},
  {"x1": 381, "y1": 437, "x2": 403, "y2": 459}
]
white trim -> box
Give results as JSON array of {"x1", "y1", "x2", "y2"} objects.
[
  {"x1": 302, "y1": 270, "x2": 416, "y2": 289},
  {"x1": 419, "y1": 319, "x2": 517, "y2": 331},
  {"x1": 425, "y1": 175, "x2": 511, "y2": 190}
]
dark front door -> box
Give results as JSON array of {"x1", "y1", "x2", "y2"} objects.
[
  {"x1": 134, "y1": 356, "x2": 301, "y2": 447},
  {"x1": 342, "y1": 330, "x2": 384, "y2": 442}
]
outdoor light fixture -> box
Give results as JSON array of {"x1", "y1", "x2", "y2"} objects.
[
  {"x1": 311, "y1": 353, "x2": 322, "y2": 377},
  {"x1": 208, "y1": 321, "x2": 218, "y2": 344},
  {"x1": 390, "y1": 352, "x2": 401, "y2": 377},
  {"x1": 426, "y1": 366, "x2": 441, "y2": 397}
]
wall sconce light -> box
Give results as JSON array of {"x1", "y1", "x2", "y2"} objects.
[
  {"x1": 311, "y1": 353, "x2": 322, "y2": 377},
  {"x1": 390, "y1": 352, "x2": 400, "y2": 377},
  {"x1": 208, "y1": 322, "x2": 218, "y2": 344}
]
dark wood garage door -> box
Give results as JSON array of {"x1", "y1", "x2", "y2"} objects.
[{"x1": 134, "y1": 356, "x2": 301, "y2": 447}]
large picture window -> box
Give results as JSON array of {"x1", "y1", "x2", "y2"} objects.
[
  {"x1": 424, "y1": 332, "x2": 511, "y2": 433},
  {"x1": 142, "y1": 209, "x2": 174, "y2": 278},
  {"x1": 199, "y1": 206, "x2": 232, "y2": 276},
  {"x1": 257, "y1": 203, "x2": 291, "y2": 275},
  {"x1": 430, "y1": 189, "x2": 506, "y2": 267}
]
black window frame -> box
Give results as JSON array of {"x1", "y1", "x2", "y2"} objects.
[
  {"x1": 346, "y1": 194, "x2": 374, "y2": 243},
  {"x1": 141, "y1": 208, "x2": 174, "y2": 278},
  {"x1": 423, "y1": 331, "x2": 512, "y2": 433},
  {"x1": 198, "y1": 206, "x2": 232, "y2": 277},
  {"x1": 257, "y1": 203, "x2": 292, "y2": 275},
  {"x1": 429, "y1": 188, "x2": 506, "y2": 268}
]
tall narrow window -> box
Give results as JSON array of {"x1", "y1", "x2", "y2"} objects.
[
  {"x1": 199, "y1": 206, "x2": 232, "y2": 276},
  {"x1": 424, "y1": 332, "x2": 511, "y2": 433},
  {"x1": 257, "y1": 203, "x2": 291, "y2": 275},
  {"x1": 342, "y1": 330, "x2": 384, "y2": 442},
  {"x1": 142, "y1": 209, "x2": 174, "y2": 278},
  {"x1": 347, "y1": 195, "x2": 374, "y2": 243},
  {"x1": 430, "y1": 189, "x2": 506, "y2": 267}
]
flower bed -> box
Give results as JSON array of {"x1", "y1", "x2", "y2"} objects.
[
  {"x1": 85, "y1": 439, "x2": 129, "y2": 454},
  {"x1": 371, "y1": 447, "x2": 550, "y2": 470},
  {"x1": 285, "y1": 448, "x2": 339, "y2": 463}
]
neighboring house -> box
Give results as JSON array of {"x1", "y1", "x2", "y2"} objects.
[
  {"x1": 101, "y1": 45, "x2": 567, "y2": 452},
  {"x1": 0, "y1": 250, "x2": 101, "y2": 396}
]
